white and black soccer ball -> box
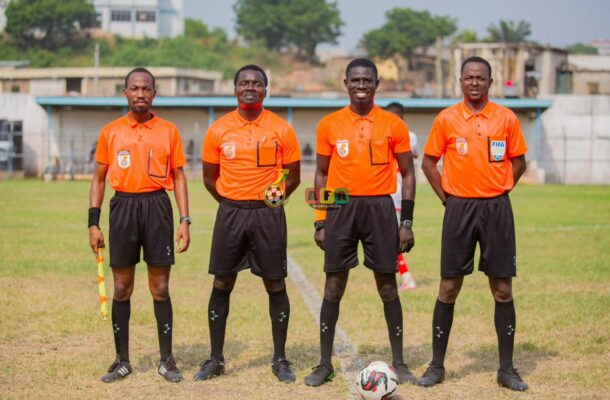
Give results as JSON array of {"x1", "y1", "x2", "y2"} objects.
[
  {"x1": 262, "y1": 184, "x2": 284, "y2": 207},
  {"x1": 355, "y1": 361, "x2": 399, "y2": 400}
]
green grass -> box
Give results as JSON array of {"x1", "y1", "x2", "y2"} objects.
[{"x1": 0, "y1": 179, "x2": 609, "y2": 399}]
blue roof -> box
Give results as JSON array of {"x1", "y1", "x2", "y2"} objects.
[{"x1": 36, "y1": 96, "x2": 553, "y2": 110}]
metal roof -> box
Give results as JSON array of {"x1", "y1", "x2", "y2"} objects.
[{"x1": 36, "y1": 96, "x2": 553, "y2": 110}]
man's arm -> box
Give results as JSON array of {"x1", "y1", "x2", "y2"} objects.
[
  {"x1": 511, "y1": 155, "x2": 527, "y2": 186},
  {"x1": 173, "y1": 167, "x2": 190, "y2": 253},
  {"x1": 202, "y1": 161, "x2": 222, "y2": 203},
  {"x1": 396, "y1": 151, "x2": 416, "y2": 253},
  {"x1": 422, "y1": 154, "x2": 447, "y2": 204},
  {"x1": 283, "y1": 161, "x2": 301, "y2": 198},
  {"x1": 89, "y1": 162, "x2": 109, "y2": 255},
  {"x1": 313, "y1": 154, "x2": 330, "y2": 250}
]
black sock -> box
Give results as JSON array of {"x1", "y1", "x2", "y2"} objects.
[
  {"x1": 268, "y1": 289, "x2": 290, "y2": 360},
  {"x1": 111, "y1": 299, "x2": 130, "y2": 363},
  {"x1": 383, "y1": 297, "x2": 404, "y2": 365},
  {"x1": 154, "y1": 298, "x2": 173, "y2": 361},
  {"x1": 208, "y1": 286, "x2": 232, "y2": 362},
  {"x1": 431, "y1": 299, "x2": 455, "y2": 367},
  {"x1": 319, "y1": 299, "x2": 340, "y2": 365},
  {"x1": 495, "y1": 300, "x2": 516, "y2": 370}
]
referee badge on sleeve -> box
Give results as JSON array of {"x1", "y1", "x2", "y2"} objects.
[
  {"x1": 118, "y1": 150, "x2": 130, "y2": 169},
  {"x1": 456, "y1": 137, "x2": 468, "y2": 156},
  {"x1": 336, "y1": 140, "x2": 349, "y2": 158}
]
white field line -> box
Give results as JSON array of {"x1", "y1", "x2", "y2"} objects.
[
  {"x1": 286, "y1": 254, "x2": 365, "y2": 385},
  {"x1": 411, "y1": 224, "x2": 610, "y2": 233}
]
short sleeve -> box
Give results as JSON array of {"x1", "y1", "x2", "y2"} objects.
[
  {"x1": 316, "y1": 119, "x2": 332, "y2": 156},
  {"x1": 95, "y1": 129, "x2": 109, "y2": 165},
  {"x1": 202, "y1": 127, "x2": 220, "y2": 164},
  {"x1": 314, "y1": 208, "x2": 327, "y2": 222},
  {"x1": 506, "y1": 113, "x2": 528, "y2": 158},
  {"x1": 392, "y1": 119, "x2": 411, "y2": 154},
  {"x1": 423, "y1": 116, "x2": 447, "y2": 157},
  {"x1": 281, "y1": 124, "x2": 301, "y2": 164},
  {"x1": 170, "y1": 127, "x2": 186, "y2": 169}
]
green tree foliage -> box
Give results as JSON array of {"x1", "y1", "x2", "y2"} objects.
[
  {"x1": 485, "y1": 20, "x2": 532, "y2": 43},
  {"x1": 5, "y1": 0, "x2": 95, "y2": 50},
  {"x1": 565, "y1": 43, "x2": 599, "y2": 55},
  {"x1": 360, "y1": 8, "x2": 457, "y2": 61},
  {"x1": 452, "y1": 29, "x2": 478, "y2": 46},
  {"x1": 234, "y1": 0, "x2": 343, "y2": 62},
  {"x1": 185, "y1": 18, "x2": 229, "y2": 52}
]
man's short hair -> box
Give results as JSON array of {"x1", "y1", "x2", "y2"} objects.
[
  {"x1": 124, "y1": 67, "x2": 156, "y2": 89},
  {"x1": 386, "y1": 102, "x2": 404, "y2": 113},
  {"x1": 460, "y1": 56, "x2": 492, "y2": 77},
  {"x1": 345, "y1": 58, "x2": 378, "y2": 80},
  {"x1": 234, "y1": 64, "x2": 268, "y2": 87}
]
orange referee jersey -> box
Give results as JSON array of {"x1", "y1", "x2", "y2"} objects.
[
  {"x1": 317, "y1": 105, "x2": 411, "y2": 196},
  {"x1": 424, "y1": 101, "x2": 527, "y2": 198},
  {"x1": 96, "y1": 113, "x2": 186, "y2": 193},
  {"x1": 202, "y1": 108, "x2": 301, "y2": 200}
]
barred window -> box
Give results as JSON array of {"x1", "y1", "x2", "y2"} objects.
[
  {"x1": 136, "y1": 11, "x2": 156, "y2": 22},
  {"x1": 111, "y1": 10, "x2": 131, "y2": 22}
]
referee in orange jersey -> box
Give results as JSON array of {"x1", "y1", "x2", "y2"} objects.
[
  {"x1": 88, "y1": 68, "x2": 190, "y2": 383},
  {"x1": 418, "y1": 56, "x2": 529, "y2": 391},
  {"x1": 195, "y1": 65, "x2": 301, "y2": 383},
  {"x1": 304, "y1": 58, "x2": 417, "y2": 387}
]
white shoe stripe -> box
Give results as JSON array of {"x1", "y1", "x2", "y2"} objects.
[
  {"x1": 159, "y1": 366, "x2": 167, "y2": 374},
  {"x1": 118, "y1": 366, "x2": 128, "y2": 376}
]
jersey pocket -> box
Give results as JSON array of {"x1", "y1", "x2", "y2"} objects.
[
  {"x1": 257, "y1": 141, "x2": 278, "y2": 167},
  {"x1": 487, "y1": 136, "x2": 507, "y2": 163},
  {"x1": 148, "y1": 148, "x2": 169, "y2": 178},
  {"x1": 369, "y1": 138, "x2": 390, "y2": 165}
]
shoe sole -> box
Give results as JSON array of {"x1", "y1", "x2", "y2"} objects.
[
  {"x1": 304, "y1": 372, "x2": 334, "y2": 387},
  {"x1": 497, "y1": 379, "x2": 528, "y2": 391},
  {"x1": 194, "y1": 369, "x2": 225, "y2": 381}
]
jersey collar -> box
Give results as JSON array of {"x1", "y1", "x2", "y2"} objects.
[
  {"x1": 345, "y1": 104, "x2": 378, "y2": 123},
  {"x1": 124, "y1": 112, "x2": 158, "y2": 129},
  {"x1": 460, "y1": 101, "x2": 493, "y2": 120},
  {"x1": 233, "y1": 108, "x2": 266, "y2": 128}
]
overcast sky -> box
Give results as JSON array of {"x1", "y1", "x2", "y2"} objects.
[{"x1": 184, "y1": 0, "x2": 610, "y2": 51}]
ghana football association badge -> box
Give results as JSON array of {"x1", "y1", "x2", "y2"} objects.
[
  {"x1": 336, "y1": 139, "x2": 349, "y2": 158},
  {"x1": 456, "y1": 137, "x2": 468, "y2": 156},
  {"x1": 222, "y1": 142, "x2": 236, "y2": 159},
  {"x1": 118, "y1": 150, "x2": 130, "y2": 169},
  {"x1": 263, "y1": 184, "x2": 285, "y2": 207}
]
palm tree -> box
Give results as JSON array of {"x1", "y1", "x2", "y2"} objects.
[{"x1": 486, "y1": 20, "x2": 532, "y2": 43}]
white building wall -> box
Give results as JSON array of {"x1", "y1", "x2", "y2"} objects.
[{"x1": 93, "y1": 0, "x2": 182, "y2": 38}]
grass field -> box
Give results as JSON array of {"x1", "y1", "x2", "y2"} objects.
[{"x1": 0, "y1": 179, "x2": 609, "y2": 399}]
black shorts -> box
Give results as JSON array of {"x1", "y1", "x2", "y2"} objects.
[
  {"x1": 324, "y1": 196, "x2": 398, "y2": 273},
  {"x1": 209, "y1": 199, "x2": 287, "y2": 279},
  {"x1": 109, "y1": 189, "x2": 175, "y2": 268},
  {"x1": 441, "y1": 194, "x2": 516, "y2": 278}
]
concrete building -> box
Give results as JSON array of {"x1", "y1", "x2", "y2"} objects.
[
  {"x1": 563, "y1": 55, "x2": 610, "y2": 95},
  {"x1": 92, "y1": 0, "x2": 183, "y2": 39},
  {"x1": 0, "y1": 66, "x2": 223, "y2": 96},
  {"x1": 453, "y1": 43, "x2": 568, "y2": 98}
]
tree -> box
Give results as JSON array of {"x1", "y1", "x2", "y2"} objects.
[
  {"x1": 485, "y1": 20, "x2": 532, "y2": 43},
  {"x1": 234, "y1": 0, "x2": 343, "y2": 63},
  {"x1": 5, "y1": 0, "x2": 95, "y2": 50},
  {"x1": 452, "y1": 29, "x2": 478, "y2": 46},
  {"x1": 566, "y1": 43, "x2": 598, "y2": 55},
  {"x1": 185, "y1": 18, "x2": 229, "y2": 52},
  {"x1": 359, "y1": 8, "x2": 456, "y2": 73}
]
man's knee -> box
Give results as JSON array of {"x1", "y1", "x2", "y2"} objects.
[
  {"x1": 438, "y1": 277, "x2": 462, "y2": 303},
  {"x1": 377, "y1": 282, "x2": 398, "y2": 303},
  {"x1": 213, "y1": 275, "x2": 236, "y2": 291},
  {"x1": 264, "y1": 278, "x2": 286, "y2": 294},
  {"x1": 149, "y1": 281, "x2": 169, "y2": 301},
  {"x1": 114, "y1": 282, "x2": 134, "y2": 301}
]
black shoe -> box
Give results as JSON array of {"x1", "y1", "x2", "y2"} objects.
[
  {"x1": 272, "y1": 357, "x2": 296, "y2": 383},
  {"x1": 392, "y1": 362, "x2": 416, "y2": 384},
  {"x1": 101, "y1": 357, "x2": 133, "y2": 383},
  {"x1": 497, "y1": 365, "x2": 529, "y2": 391},
  {"x1": 304, "y1": 362, "x2": 334, "y2": 387},
  {"x1": 417, "y1": 363, "x2": 445, "y2": 387},
  {"x1": 158, "y1": 354, "x2": 183, "y2": 383},
  {"x1": 193, "y1": 358, "x2": 225, "y2": 381}
]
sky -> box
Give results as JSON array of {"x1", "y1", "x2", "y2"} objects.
[{"x1": 184, "y1": 0, "x2": 610, "y2": 51}]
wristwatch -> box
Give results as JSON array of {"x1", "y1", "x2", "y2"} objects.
[
  {"x1": 180, "y1": 215, "x2": 192, "y2": 225},
  {"x1": 399, "y1": 219, "x2": 413, "y2": 229}
]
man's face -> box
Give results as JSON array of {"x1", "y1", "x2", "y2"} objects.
[
  {"x1": 123, "y1": 72, "x2": 156, "y2": 115},
  {"x1": 344, "y1": 66, "x2": 379, "y2": 107},
  {"x1": 460, "y1": 62, "x2": 492, "y2": 102},
  {"x1": 235, "y1": 70, "x2": 266, "y2": 108}
]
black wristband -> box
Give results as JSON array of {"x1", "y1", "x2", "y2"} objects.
[
  {"x1": 401, "y1": 199, "x2": 414, "y2": 221},
  {"x1": 88, "y1": 207, "x2": 101, "y2": 228},
  {"x1": 314, "y1": 221, "x2": 325, "y2": 231}
]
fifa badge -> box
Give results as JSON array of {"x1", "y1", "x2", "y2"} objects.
[
  {"x1": 490, "y1": 140, "x2": 506, "y2": 161},
  {"x1": 117, "y1": 150, "x2": 130, "y2": 169},
  {"x1": 456, "y1": 137, "x2": 468, "y2": 156},
  {"x1": 336, "y1": 140, "x2": 349, "y2": 158}
]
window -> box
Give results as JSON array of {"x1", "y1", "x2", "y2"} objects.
[
  {"x1": 93, "y1": 12, "x2": 102, "y2": 28},
  {"x1": 136, "y1": 11, "x2": 156, "y2": 22},
  {"x1": 586, "y1": 82, "x2": 600, "y2": 95},
  {"x1": 11, "y1": 85, "x2": 20, "y2": 93},
  {"x1": 111, "y1": 10, "x2": 131, "y2": 22},
  {"x1": 66, "y1": 78, "x2": 82, "y2": 94}
]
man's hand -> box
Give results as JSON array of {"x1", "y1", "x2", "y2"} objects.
[
  {"x1": 89, "y1": 226, "x2": 105, "y2": 255},
  {"x1": 398, "y1": 227, "x2": 415, "y2": 253},
  {"x1": 175, "y1": 222, "x2": 191, "y2": 253},
  {"x1": 314, "y1": 228, "x2": 325, "y2": 251}
]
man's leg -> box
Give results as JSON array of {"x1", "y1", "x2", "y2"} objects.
[
  {"x1": 490, "y1": 277, "x2": 528, "y2": 391},
  {"x1": 194, "y1": 274, "x2": 236, "y2": 381},
  {"x1": 304, "y1": 270, "x2": 349, "y2": 387},
  {"x1": 101, "y1": 266, "x2": 135, "y2": 383},
  {"x1": 374, "y1": 271, "x2": 416, "y2": 384},
  {"x1": 418, "y1": 276, "x2": 463, "y2": 387},
  {"x1": 263, "y1": 278, "x2": 295, "y2": 383}
]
